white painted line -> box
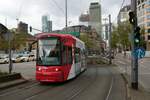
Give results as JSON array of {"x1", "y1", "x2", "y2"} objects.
[{"x1": 105, "y1": 77, "x2": 114, "y2": 100}]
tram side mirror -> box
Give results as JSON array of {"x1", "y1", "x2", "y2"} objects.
[{"x1": 28, "y1": 41, "x2": 37, "y2": 52}]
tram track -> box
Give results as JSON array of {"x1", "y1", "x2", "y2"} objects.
[
  {"x1": 23, "y1": 67, "x2": 96, "y2": 100},
  {"x1": 0, "y1": 81, "x2": 38, "y2": 96},
  {"x1": 63, "y1": 66, "x2": 114, "y2": 100},
  {"x1": 65, "y1": 67, "x2": 98, "y2": 100},
  {"x1": 0, "y1": 82, "x2": 39, "y2": 97}
]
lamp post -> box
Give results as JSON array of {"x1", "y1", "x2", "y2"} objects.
[{"x1": 65, "y1": 0, "x2": 68, "y2": 33}]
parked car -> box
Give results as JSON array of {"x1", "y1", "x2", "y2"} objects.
[
  {"x1": 16, "y1": 54, "x2": 29, "y2": 62},
  {"x1": 28, "y1": 54, "x2": 35, "y2": 61},
  {"x1": 0, "y1": 56, "x2": 9, "y2": 64}
]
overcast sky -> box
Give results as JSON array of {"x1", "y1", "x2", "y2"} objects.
[{"x1": 0, "y1": 0, "x2": 130, "y2": 34}]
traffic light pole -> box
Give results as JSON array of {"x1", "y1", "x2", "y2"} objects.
[
  {"x1": 108, "y1": 14, "x2": 112, "y2": 64},
  {"x1": 8, "y1": 32, "x2": 13, "y2": 74},
  {"x1": 131, "y1": 0, "x2": 138, "y2": 90}
]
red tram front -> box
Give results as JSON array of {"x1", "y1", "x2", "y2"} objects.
[{"x1": 35, "y1": 33, "x2": 86, "y2": 82}]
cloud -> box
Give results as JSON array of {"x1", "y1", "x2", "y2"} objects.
[{"x1": 0, "y1": 0, "x2": 130, "y2": 31}]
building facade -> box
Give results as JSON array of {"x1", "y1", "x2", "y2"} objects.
[
  {"x1": 17, "y1": 21, "x2": 28, "y2": 34},
  {"x1": 117, "y1": 5, "x2": 131, "y2": 24},
  {"x1": 42, "y1": 15, "x2": 52, "y2": 33},
  {"x1": 89, "y1": 2, "x2": 102, "y2": 37},
  {"x1": 137, "y1": 0, "x2": 150, "y2": 50}
]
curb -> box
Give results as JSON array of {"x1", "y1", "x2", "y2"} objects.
[
  {"x1": 0, "y1": 73, "x2": 28, "y2": 90},
  {"x1": 0, "y1": 79, "x2": 28, "y2": 90},
  {"x1": 121, "y1": 73, "x2": 131, "y2": 100}
]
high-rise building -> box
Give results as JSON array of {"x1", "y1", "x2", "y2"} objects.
[
  {"x1": 89, "y1": 2, "x2": 102, "y2": 37},
  {"x1": 42, "y1": 15, "x2": 52, "y2": 33},
  {"x1": 117, "y1": 5, "x2": 131, "y2": 24},
  {"x1": 17, "y1": 21, "x2": 28, "y2": 34},
  {"x1": 137, "y1": 0, "x2": 150, "y2": 50}
]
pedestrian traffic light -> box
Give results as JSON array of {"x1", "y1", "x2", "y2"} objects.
[{"x1": 134, "y1": 26, "x2": 141, "y2": 47}]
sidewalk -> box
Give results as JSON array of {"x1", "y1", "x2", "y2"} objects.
[
  {"x1": 121, "y1": 73, "x2": 150, "y2": 100},
  {"x1": 114, "y1": 53, "x2": 150, "y2": 100}
]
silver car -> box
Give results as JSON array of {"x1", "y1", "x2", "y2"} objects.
[{"x1": 0, "y1": 56, "x2": 9, "y2": 64}]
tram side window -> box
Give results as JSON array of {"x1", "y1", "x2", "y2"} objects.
[
  {"x1": 62, "y1": 46, "x2": 67, "y2": 64},
  {"x1": 75, "y1": 48, "x2": 80, "y2": 63},
  {"x1": 68, "y1": 47, "x2": 72, "y2": 64}
]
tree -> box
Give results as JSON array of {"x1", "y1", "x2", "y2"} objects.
[
  {"x1": 111, "y1": 26, "x2": 119, "y2": 49},
  {"x1": 0, "y1": 29, "x2": 28, "y2": 51},
  {"x1": 12, "y1": 33, "x2": 28, "y2": 50},
  {"x1": 80, "y1": 34, "x2": 94, "y2": 49},
  {"x1": 111, "y1": 21, "x2": 132, "y2": 55}
]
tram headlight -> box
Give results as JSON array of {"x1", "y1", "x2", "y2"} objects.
[
  {"x1": 55, "y1": 68, "x2": 59, "y2": 71},
  {"x1": 38, "y1": 67, "x2": 42, "y2": 71}
]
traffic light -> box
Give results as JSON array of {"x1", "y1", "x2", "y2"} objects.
[
  {"x1": 29, "y1": 26, "x2": 32, "y2": 32},
  {"x1": 129, "y1": 11, "x2": 135, "y2": 25},
  {"x1": 134, "y1": 26, "x2": 141, "y2": 47}
]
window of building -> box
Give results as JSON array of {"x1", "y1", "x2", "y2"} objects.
[
  {"x1": 147, "y1": 22, "x2": 150, "y2": 27},
  {"x1": 138, "y1": 0, "x2": 140, "y2": 5},
  {"x1": 142, "y1": 4, "x2": 145, "y2": 8},
  {"x1": 148, "y1": 35, "x2": 150, "y2": 40},
  {"x1": 148, "y1": 29, "x2": 150, "y2": 33},
  {"x1": 146, "y1": 0, "x2": 150, "y2": 5},
  {"x1": 146, "y1": 8, "x2": 150, "y2": 13},
  {"x1": 138, "y1": 6, "x2": 141, "y2": 11},
  {"x1": 147, "y1": 15, "x2": 150, "y2": 20}
]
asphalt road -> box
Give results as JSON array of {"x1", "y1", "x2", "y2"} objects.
[
  {"x1": 0, "y1": 62, "x2": 36, "y2": 80},
  {"x1": 0, "y1": 62, "x2": 126, "y2": 100}
]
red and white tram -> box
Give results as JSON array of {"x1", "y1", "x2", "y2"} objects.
[{"x1": 35, "y1": 33, "x2": 87, "y2": 82}]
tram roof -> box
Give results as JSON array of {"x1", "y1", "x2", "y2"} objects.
[{"x1": 35, "y1": 33, "x2": 84, "y2": 44}]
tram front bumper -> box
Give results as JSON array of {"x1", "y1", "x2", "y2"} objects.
[{"x1": 36, "y1": 71, "x2": 64, "y2": 82}]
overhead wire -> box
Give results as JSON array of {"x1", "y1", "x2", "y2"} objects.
[
  {"x1": 112, "y1": 0, "x2": 126, "y2": 23},
  {"x1": 49, "y1": 0, "x2": 65, "y2": 16}
]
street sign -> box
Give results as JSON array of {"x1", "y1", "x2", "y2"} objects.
[{"x1": 133, "y1": 47, "x2": 145, "y2": 59}]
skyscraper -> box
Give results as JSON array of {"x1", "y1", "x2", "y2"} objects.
[
  {"x1": 42, "y1": 15, "x2": 52, "y2": 33},
  {"x1": 89, "y1": 2, "x2": 102, "y2": 37}
]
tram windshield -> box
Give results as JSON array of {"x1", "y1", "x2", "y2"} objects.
[{"x1": 37, "y1": 37, "x2": 61, "y2": 66}]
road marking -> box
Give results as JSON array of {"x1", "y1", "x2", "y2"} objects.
[{"x1": 105, "y1": 77, "x2": 114, "y2": 100}]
